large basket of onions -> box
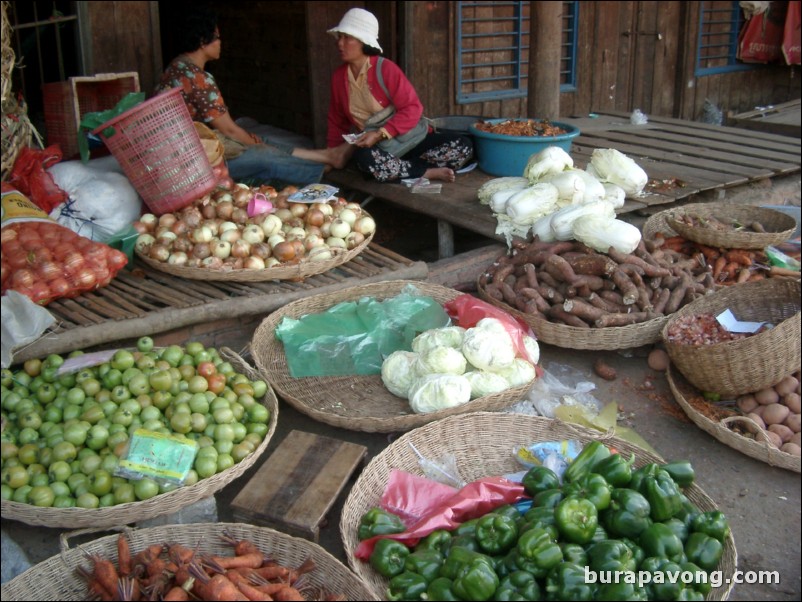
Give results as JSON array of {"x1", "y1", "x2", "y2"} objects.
[{"x1": 133, "y1": 184, "x2": 376, "y2": 281}]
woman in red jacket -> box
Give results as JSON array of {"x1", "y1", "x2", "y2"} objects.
[{"x1": 326, "y1": 8, "x2": 474, "y2": 184}]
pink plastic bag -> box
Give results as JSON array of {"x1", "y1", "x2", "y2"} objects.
[{"x1": 354, "y1": 470, "x2": 524, "y2": 559}]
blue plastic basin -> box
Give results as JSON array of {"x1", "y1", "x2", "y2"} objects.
[{"x1": 469, "y1": 119, "x2": 581, "y2": 177}]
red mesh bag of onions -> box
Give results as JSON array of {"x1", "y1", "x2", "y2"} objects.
[{"x1": 1, "y1": 219, "x2": 129, "y2": 306}]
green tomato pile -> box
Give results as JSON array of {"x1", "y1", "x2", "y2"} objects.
[{"x1": 0, "y1": 338, "x2": 271, "y2": 509}]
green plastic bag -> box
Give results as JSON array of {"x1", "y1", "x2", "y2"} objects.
[
  {"x1": 275, "y1": 285, "x2": 451, "y2": 377},
  {"x1": 78, "y1": 92, "x2": 146, "y2": 163}
]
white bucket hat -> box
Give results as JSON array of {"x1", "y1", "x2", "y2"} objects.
[{"x1": 327, "y1": 8, "x2": 382, "y2": 52}]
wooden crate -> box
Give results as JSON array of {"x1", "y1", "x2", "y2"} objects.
[{"x1": 231, "y1": 430, "x2": 367, "y2": 542}]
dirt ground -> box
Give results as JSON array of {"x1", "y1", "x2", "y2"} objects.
[{"x1": 2, "y1": 182, "x2": 800, "y2": 600}]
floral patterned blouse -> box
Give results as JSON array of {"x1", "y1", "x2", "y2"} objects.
[{"x1": 156, "y1": 56, "x2": 227, "y2": 123}]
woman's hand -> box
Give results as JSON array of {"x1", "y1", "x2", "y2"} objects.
[{"x1": 355, "y1": 130, "x2": 384, "y2": 148}]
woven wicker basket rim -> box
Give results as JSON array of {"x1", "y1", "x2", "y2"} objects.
[
  {"x1": 250, "y1": 280, "x2": 531, "y2": 433},
  {"x1": 667, "y1": 365, "x2": 800, "y2": 473},
  {"x1": 0, "y1": 522, "x2": 379, "y2": 601},
  {"x1": 651, "y1": 203, "x2": 796, "y2": 249},
  {"x1": 0, "y1": 348, "x2": 279, "y2": 529},
  {"x1": 340, "y1": 412, "x2": 737, "y2": 601},
  {"x1": 660, "y1": 278, "x2": 801, "y2": 397},
  {"x1": 476, "y1": 280, "x2": 667, "y2": 350},
  {"x1": 135, "y1": 229, "x2": 373, "y2": 281}
]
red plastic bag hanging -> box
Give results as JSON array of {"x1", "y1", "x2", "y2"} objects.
[
  {"x1": 738, "y1": 1, "x2": 788, "y2": 64},
  {"x1": 8, "y1": 145, "x2": 68, "y2": 213},
  {"x1": 783, "y1": 0, "x2": 801, "y2": 65}
]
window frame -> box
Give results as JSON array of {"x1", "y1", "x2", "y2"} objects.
[
  {"x1": 455, "y1": 1, "x2": 578, "y2": 105},
  {"x1": 695, "y1": 0, "x2": 755, "y2": 76}
]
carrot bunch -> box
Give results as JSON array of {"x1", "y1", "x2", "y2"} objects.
[{"x1": 75, "y1": 532, "x2": 345, "y2": 601}]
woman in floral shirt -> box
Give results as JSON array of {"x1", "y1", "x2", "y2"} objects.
[{"x1": 157, "y1": 9, "x2": 350, "y2": 186}]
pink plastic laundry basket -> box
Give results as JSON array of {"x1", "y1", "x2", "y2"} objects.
[{"x1": 92, "y1": 87, "x2": 216, "y2": 215}]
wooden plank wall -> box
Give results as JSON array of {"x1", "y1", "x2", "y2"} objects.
[{"x1": 80, "y1": 1, "x2": 161, "y2": 96}]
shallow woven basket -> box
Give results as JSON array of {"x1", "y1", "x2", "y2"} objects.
[
  {"x1": 341, "y1": 412, "x2": 737, "y2": 601},
  {"x1": 0, "y1": 348, "x2": 278, "y2": 529},
  {"x1": 476, "y1": 279, "x2": 668, "y2": 350},
  {"x1": 661, "y1": 278, "x2": 801, "y2": 399},
  {"x1": 250, "y1": 280, "x2": 532, "y2": 433},
  {"x1": 659, "y1": 202, "x2": 796, "y2": 249},
  {"x1": 667, "y1": 365, "x2": 800, "y2": 473},
  {"x1": 0, "y1": 522, "x2": 378, "y2": 601},
  {"x1": 135, "y1": 228, "x2": 373, "y2": 281}
]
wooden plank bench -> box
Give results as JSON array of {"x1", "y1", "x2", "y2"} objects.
[
  {"x1": 230, "y1": 430, "x2": 367, "y2": 542},
  {"x1": 326, "y1": 112, "x2": 800, "y2": 259}
]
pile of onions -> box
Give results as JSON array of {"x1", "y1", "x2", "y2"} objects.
[{"x1": 133, "y1": 183, "x2": 376, "y2": 272}]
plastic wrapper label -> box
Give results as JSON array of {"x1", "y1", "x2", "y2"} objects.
[
  {"x1": 116, "y1": 428, "x2": 198, "y2": 485},
  {"x1": 513, "y1": 439, "x2": 582, "y2": 469}
]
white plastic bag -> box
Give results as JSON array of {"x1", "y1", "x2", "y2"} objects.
[
  {"x1": 47, "y1": 159, "x2": 142, "y2": 242},
  {"x1": 1, "y1": 291, "x2": 56, "y2": 368}
]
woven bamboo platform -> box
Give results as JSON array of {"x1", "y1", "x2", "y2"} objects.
[{"x1": 12, "y1": 243, "x2": 427, "y2": 362}]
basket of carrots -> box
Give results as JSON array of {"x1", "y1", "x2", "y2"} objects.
[{"x1": 0, "y1": 522, "x2": 379, "y2": 601}]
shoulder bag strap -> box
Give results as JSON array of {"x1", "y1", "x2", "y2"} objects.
[{"x1": 375, "y1": 56, "x2": 392, "y2": 101}]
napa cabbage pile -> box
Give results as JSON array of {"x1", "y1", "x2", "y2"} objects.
[{"x1": 381, "y1": 318, "x2": 539, "y2": 414}]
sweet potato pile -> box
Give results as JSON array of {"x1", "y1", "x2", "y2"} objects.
[{"x1": 479, "y1": 237, "x2": 714, "y2": 328}]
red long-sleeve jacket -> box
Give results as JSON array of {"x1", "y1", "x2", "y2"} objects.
[{"x1": 326, "y1": 55, "x2": 424, "y2": 148}]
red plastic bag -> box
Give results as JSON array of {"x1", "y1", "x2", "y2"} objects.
[
  {"x1": 443, "y1": 293, "x2": 538, "y2": 364},
  {"x1": 354, "y1": 470, "x2": 524, "y2": 559},
  {"x1": 8, "y1": 145, "x2": 68, "y2": 213},
  {"x1": 783, "y1": 0, "x2": 801, "y2": 65},
  {"x1": 738, "y1": 2, "x2": 788, "y2": 63}
]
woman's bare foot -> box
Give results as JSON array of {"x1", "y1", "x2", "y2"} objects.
[{"x1": 424, "y1": 167, "x2": 455, "y2": 182}]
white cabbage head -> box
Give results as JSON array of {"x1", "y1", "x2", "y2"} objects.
[
  {"x1": 495, "y1": 358, "x2": 537, "y2": 388},
  {"x1": 461, "y1": 318, "x2": 516, "y2": 372},
  {"x1": 408, "y1": 373, "x2": 472, "y2": 414},
  {"x1": 413, "y1": 346, "x2": 467, "y2": 377},
  {"x1": 412, "y1": 326, "x2": 467, "y2": 354},
  {"x1": 464, "y1": 371, "x2": 511, "y2": 399},
  {"x1": 381, "y1": 350, "x2": 419, "y2": 398}
]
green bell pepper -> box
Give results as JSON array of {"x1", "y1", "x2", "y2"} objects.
[
  {"x1": 619, "y1": 537, "x2": 645, "y2": 568},
  {"x1": 679, "y1": 561, "x2": 712, "y2": 596},
  {"x1": 532, "y1": 488, "x2": 564, "y2": 509},
  {"x1": 521, "y1": 505, "x2": 558, "y2": 540},
  {"x1": 563, "y1": 440, "x2": 611, "y2": 483},
  {"x1": 662, "y1": 517, "x2": 690, "y2": 543},
  {"x1": 644, "y1": 559, "x2": 686, "y2": 601},
  {"x1": 639, "y1": 522, "x2": 685, "y2": 563},
  {"x1": 416, "y1": 529, "x2": 453, "y2": 556},
  {"x1": 426, "y1": 577, "x2": 460, "y2": 601},
  {"x1": 387, "y1": 571, "x2": 428, "y2": 601},
  {"x1": 455, "y1": 518, "x2": 480, "y2": 537},
  {"x1": 594, "y1": 582, "x2": 648, "y2": 601},
  {"x1": 676, "y1": 589, "x2": 706, "y2": 601},
  {"x1": 493, "y1": 570, "x2": 540, "y2": 601},
  {"x1": 690, "y1": 510, "x2": 731, "y2": 542},
  {"x1": 404, "y1": 549, "x2": 444, "y2": 584},
  {"x1": 629, "y1": 462, "x2": 660, "y2": 492},
  {"x1": 638, "y1": 469, "x2": 683, "y2": 522},
  {"x1": 358, "y1": 507, "x2": 407, "y2": 540},
  {"x1": 370, "y1": 538, "x2": 411, "y2": 578},
  {"x1": 586, "y1": 539, "x2": 638, "y2": 573},
  {"x1": 562, "y1": 473, "x2": 612, "y2": 511},
  {"x1": 558, "y1": 542, "x2": 587, "y2": 566},
  {"x1": 515, "y1": 527, "x2": 563, "y2": 579},
  {"x1": 440, "y1": 546, "x2": 494, "y2": 580},
  {"x1": 592, "y1": 453, "x2": 635, "y2": 487},
  {"x1": 521, "y1": 465, "x2": 561, "y2": 497},
  {"x1": 661, "y1": 460, "x2": 695, "y2": 488},
  {"x1": 554, "y1": 496, "x2": 598, "y2": 545},
  {"x1": 451, "y1": 554, "x2": 499, "y2": 601},
  {"x1": 590, "y1": 524, "x2": 609, "y2": 544},
  {"x1": 491, "y1": 504, "x2": 524, "y2": 522},
  {"x1": 476, "y1": 513, "x2": 519, "y2": 555},
  {"x1": 545, "y1": 562, "x2": 596, "y2": 601},
  {"x1": 684, "y1": 532, "x2": 723, "y2": 572},
  {"x1": 602, "y1": 488, "x2": 653, "y2": 539},
  {"x1": 448, "y1": 533, "x2": 480, "y2": 554}
]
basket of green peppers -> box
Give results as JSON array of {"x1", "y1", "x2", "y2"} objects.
[{"x1": 342, "y1": 413, "x2": 737, "y2": 601}]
